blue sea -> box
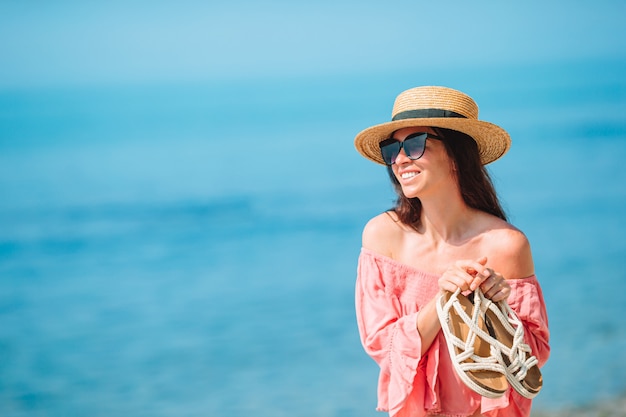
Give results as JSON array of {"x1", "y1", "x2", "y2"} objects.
[{"x1": 1, "y1": 60, "x2": 625, "y2": 416}]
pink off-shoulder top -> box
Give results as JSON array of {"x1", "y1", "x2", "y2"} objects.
[{"x1": 355, "y1": 248, "x2": 550, "y2": 417}]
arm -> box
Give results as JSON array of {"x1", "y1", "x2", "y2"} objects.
[
  {"x1": 507, "y1": 277, "x2": 550, "y2": 367},
  {"x1": 481, "y1": 227, "x2": 550, "y2": 365},
  {"x1": 360, "y1": 214, "x2": 442, "y2": 356},
  {"x1": 358, "y1": 214, "x2": 425, "y2": 367},
  {"x1": 355, "y1": 255, "x2": 423, "y2": 372},
  {"x1": 357, "y1": 215, "x2": 437, "y2": 413}
]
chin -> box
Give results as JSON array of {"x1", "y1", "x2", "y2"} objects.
[{"x1": 400, "y1": 188, "x2": 420, "y2": 199}]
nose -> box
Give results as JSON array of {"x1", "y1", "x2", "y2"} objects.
[{"x1": 394, "y1": 145, "x2": 411, "y2": 164}]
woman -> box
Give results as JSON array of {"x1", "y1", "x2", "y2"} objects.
[{"x1": 353, "y1": 86, "x2": 550, "y2": 417}]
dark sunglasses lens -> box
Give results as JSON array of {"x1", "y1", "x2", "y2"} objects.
[
  {"x1": 379, "y1": 139, "x2": 400, "y2": 165},
  {"x1": 403, "y1": 133, "x2": 428, "y2": 160}
]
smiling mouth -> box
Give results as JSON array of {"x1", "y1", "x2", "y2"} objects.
[{"x1": 401, "y1": 172, "x2": 419, "y2": 179}]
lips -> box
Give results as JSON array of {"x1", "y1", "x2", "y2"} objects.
[{"x1": 398, "y1": 167, "x2": 421, "y2": 180}]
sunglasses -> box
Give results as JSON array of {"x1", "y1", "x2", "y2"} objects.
[{"x1": 378, "y1": 132, "x2": 442, "y2": 165}]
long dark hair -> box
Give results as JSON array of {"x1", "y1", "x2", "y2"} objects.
[{"x1": 387, "y1": 127, "x2": 507, "y2": 230}]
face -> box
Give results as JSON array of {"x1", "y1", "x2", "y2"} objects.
[{"x1": 387, "y1": 126, "x2": 456, "y2": 199}]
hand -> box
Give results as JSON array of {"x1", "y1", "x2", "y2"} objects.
[
  {"x1": 479, "y1": 268, "x2": 511, "y2": 302},
  {"x1": 438, "y1": 257, "x2": 491, "y2": 293}
]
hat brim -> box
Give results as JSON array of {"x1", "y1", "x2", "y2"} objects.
[{"x1": 354, "y1": 118, "x2": 511, "y2": 165}]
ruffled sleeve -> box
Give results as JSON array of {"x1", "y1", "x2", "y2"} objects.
[
  {"x1": 355, "y1": 250, "x2": 424, "y2": 415},
  {"x1": 482, "y1": 275, "x2": 550, "y2": 417},
  {"x1": 506, "y1": 276, "x2": 550, "y2": 367}
]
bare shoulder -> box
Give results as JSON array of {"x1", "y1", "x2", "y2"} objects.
[
  {"x1": 483, "y1": 219, "x2": 535, "y2": 280},
  {"x1": 361, "y1": 211, "x2": 404, "y2": 257},
  {"x1": 487, "y1": 222, "x2": 531, "y2": 257}
]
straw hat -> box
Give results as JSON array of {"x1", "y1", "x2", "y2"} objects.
[{"x1": 354, "y1": 86, "x2": 511, "y2": 165}]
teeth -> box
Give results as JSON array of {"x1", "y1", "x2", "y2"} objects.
[{"x1": 401, "y1": 172, "x2": 418, "y2": 179}]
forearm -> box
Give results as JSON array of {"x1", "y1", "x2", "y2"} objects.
[{"x1": 416, "y1": 295, "x2": 442, "y2": 355}]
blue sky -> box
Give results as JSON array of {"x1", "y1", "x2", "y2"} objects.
[{"x1": 1, "y1": 0, "x2": 625, "y2": 88}]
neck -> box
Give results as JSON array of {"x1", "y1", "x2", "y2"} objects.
[{"x1": 419, "y1": 190, "x2": 476, "y2": 243}]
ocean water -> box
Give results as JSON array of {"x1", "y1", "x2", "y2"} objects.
[{"x1": 1, "y1": 60, "x2": 625, "y2": 416}]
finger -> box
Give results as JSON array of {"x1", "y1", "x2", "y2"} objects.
[
  {"x1": 439, "y1": 280, "x2": 462, "y2": 293},
  {"x1": 469, "y1": 257, "x2": 489, "y2": 275},
  {"x1": 470, "y1": 267, "x2": 494, "y2": 291},
  {"x1": 483, "y1": 278, "x2": 510, "y2": 301},
  {"x1": 439, "y1": 268, "x2": 474, "y2": 292},
  {"x1": 446, "y1": 260, "x2": 492, "y2": 292},
  {"x1": 479, "y1": 270, "x2": 499, "y2": 292},
  {"x1": 488, "y1": 287, "x2": 511, "y2": 302},
  {"x1": 458, "y1": 259, "x2": 490, "y2": 278},
  {"x1": 482, "y1": 281, "x2": 499, "y2": 299},
  {"x1": 440, "y1": 274, "x2": 470, "y2": 292}
]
